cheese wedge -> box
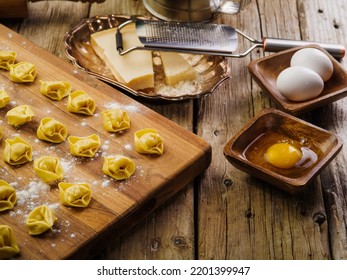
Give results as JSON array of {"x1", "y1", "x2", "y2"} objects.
[
  {"x1": 160, "y1": 52, "x2": 197, "y2": 86},
  {"x1": 91, "y1": 25, "x2": 154, "y2": 90}
]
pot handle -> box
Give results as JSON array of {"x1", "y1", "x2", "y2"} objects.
[
  {"x1": 263, "y1": 37, "x2": 345, "y2": 59},
  {"x1": 217, "y1": 0, "x2": 252, "y2": 14}
]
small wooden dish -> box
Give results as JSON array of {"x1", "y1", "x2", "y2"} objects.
[
  {"x1": 248, "y1": 45, "x2": 347, "y2": 115},
  {"x1": 223, "y1": 108, "x2": 343, "y2": 194}
]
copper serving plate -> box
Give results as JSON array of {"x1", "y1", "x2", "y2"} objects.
[
  {"x1": 64, "y1": 14, "x2": 230, "y2": 100},
  {"x1": 248, "y1": 45, "x2": 347, "y2": 115},
  {"x1": 224, "y1": 108, "x2": 343, "y2": 194}
]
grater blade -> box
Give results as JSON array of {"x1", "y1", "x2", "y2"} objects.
[{"x1": 134, "y1": 20, "x2": 238, "y2": 55}]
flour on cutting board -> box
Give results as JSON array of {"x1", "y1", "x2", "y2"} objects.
[
  {"x1": 0, "y1": 24, "x2": 208, "y2": 260},
  {"x1": 104, "y1": 101, "x2": 139, "y2": 112},
  {"x1": 0, "y1": 83, "x2": 144, "y2": 225},
  {"x1": 10, "y1": 180, "x2": 54, "y2": 220}
]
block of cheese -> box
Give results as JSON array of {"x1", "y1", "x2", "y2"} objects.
[
  {"x1": 159, "y1": 52, "x2": 197, "y2": 86},
  {"x1": 91, "y1": 24, "x2": 154, "y2": 90}
]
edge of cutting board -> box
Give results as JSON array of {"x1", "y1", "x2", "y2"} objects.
[{"x1": 0, "y1": 23, "x2": 212, "y2": 259}]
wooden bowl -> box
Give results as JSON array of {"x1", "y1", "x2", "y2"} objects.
[
  {"x1": 248, "y1": 45, "x2": 347, "y2": 115},
  {"x1": 223, "y1": 108, "x2": 343, "y2": 194}
]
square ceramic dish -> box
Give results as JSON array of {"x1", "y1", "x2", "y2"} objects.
[
  {"x1": 247, "y1": 45, "x2": 347, "y2": 115},
  {"x1": 223, "y1": 108, "x2": 343, "y2": 194}
]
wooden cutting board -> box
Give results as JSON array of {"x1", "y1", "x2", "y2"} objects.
[{"x1": 0, "y1": 24, "x2": 211, "y2": 259}]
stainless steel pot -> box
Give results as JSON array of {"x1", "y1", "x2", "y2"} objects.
[{"x1": 143, "y1": 0, "x2": 252, "y2": 22}]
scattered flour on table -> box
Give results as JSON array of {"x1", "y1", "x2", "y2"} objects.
[
  {"x1": 155, "y1": 77, "x2": 202, "y2": 98},
  {"x1": 10, "y1": 180, "x2": 55, "y2": 221},
  {"x1": 102, "y1": 140, "x2": 110, "y2": 151},
  {"x1": 59, "y1": 156, "x2": 85, "y2": 182},
  {"x1": 124, "y1": 143, "x2": 132, "y2": 151},
  {"x1": 104, "y1": 101, "x2": 139, "y2": 113},
  {"x1": 80, "y1": 121, "x2": 88, "y2": 127}
]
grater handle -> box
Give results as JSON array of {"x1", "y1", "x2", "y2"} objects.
[
  {"x1": 116, "y1": 29, "x2": 123, "y2": 52},
  {"x1": 263, "y1": 37, "x2": 345, "y2": 59}
]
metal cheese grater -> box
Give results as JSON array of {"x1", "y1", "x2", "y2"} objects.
[{"x1": 116, "y1": 19, "x2": 345, "y2": 58}]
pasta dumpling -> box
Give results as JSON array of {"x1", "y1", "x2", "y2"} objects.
[
  {"x1": 9, "y1": 62, "x2": 36, "y2": 83},
  {"x1": 58, "y1": 182, "x2": 92, "y2": 208},
  {"x1": 0, "y1": 225, "x2": 20, "y2": 259},
  {"x1": 4, "y1": 136, "x2": 32, "y2": 165},
  {"x1": 102, "y1": 109, "x2": 131, "y2": 133},
  {"x1": 134, "y1": 128, "x2": 164, "y2": 155},
  {"x1": 0, "y1": 50, "x2": 16, "y2": 71},
  {"x1": 67, "y1": 90, "x2": 96, "y2": 115},
  {"x1": 33, "y1": 156, "x2": 64, "y2": 183},
  {"x1": 0, "y1": 180, "x2": 17, "y2": 212},
  {"x1": 6, "y1": 104, "x2": 35, "y2": 127},
  {"x1": 102, "y1": 155, "x2": 135, "y2": 180},
  {"x1": 68, "y1": 134, "x2": 100, "y2": 157},
  {"x1": 0, "y1": 89, "x2": 10, "y2": 108},
  {"x1": 0, "y1": 127, "x2": 2, "y2": 141},
  {"x1": 26, "y1": 205, "x2": 57, "y2": 235},
  {"x1": 36, "y1": 117, "x2": 67, "y2": 143},
  {"x1": 39, "y1": 80, "x2": 71, "y2": 101}
]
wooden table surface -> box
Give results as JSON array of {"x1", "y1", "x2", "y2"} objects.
[{"x1": 1, "y1": 0, "x2": 346, "y2": 260}]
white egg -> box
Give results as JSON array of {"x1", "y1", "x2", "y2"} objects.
[
  {"x1": 290, "y1": 47, "x2": 333, "y2": 82},
  {"x1": 276, "y1": 66, "x2": 324, "y2": 101}
]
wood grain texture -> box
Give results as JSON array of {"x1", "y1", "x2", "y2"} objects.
[
  {"x1": 22, "y1": 1, "x2": 89, "y2": 59},
  {"x1": 1, "y1": 0, "x2": 346, "y2": 260},
  {"x1": 197, "y1": 0, "x2": 342, "y2": 260},
  {"x1": 0, "y1": 0, "x2": 28, "y2": 19},
  {"x1": 90, "y1": 0, "x2": 196, "y2": 260},
  {"x1": 297, "y1": 0, "x2": 347, "y2": 260},
  {"x1": 0, "y1": 24, "x2": 210, "y2": 259}
]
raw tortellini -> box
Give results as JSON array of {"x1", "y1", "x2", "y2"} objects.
[
  {"x1": 102, "y1": 109, "x2": 131, "y2": 133},
  {"x1": 0, "y1": 180, "x2": 17, "y2": 212},
  {"x1": 4, "y1": 136, "x2": 32, "y2": 165},
  {"x1": 9, "y1": 62, "x2": 36, "y2": 83},
  {"x1": 0, "y1": 89, "x2": 10, "y2": 108},
  {"x1": 6, "y1": 104, "x2": 35, "y2": 127},
  {"x1": 58, "y1": 182, "x2": 92, "y2": 208},
  {"x1": 134, "y1": 128, "x2": 164, "y2": 155},
  {"x1": 67, "y1": 90, "x2": 96, "y2": 115},
  {"x1": 0, "y1": 225, "x2": 20, "y2": 259},
  {"x1": 26, "y1": 205, "x2": 57, "y2": 235},
  {"x1": 102, "y1": 155, "x2": 135, "y2": 180},
  {"x1": 39, "y1": 80, "x2": 71, "y2": 101},
  {"x1": 36, "y1": 117, "x2": 68, "y2": 143},
  {"x1": 68, "y1": 134, "x2": 100, "y2": 157},
  {"x1": 0, "y1": 50, "x2": 16, "y2": 71},
  {"x1": 34, "y1": 156, "x2": 65, "y2": 183}
]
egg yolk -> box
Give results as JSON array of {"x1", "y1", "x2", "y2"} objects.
[{"x1": 264, "y1": 143, "x2": 302, "y2": 169}]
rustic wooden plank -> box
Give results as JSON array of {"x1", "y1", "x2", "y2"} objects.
[
  {"x1": 90, "y1": 0, "x2": 146, "y2": 16},
  {"x1": 0, "y1": 23, "x2": 210, "y2": 259},
  {"x1": 0, "y1": 0, "x2": 28, "y2": 19},
  {"x1": 19, "y1": 1, "x2": 90, "y2": 59},
  {"x1": 89, "y1": 0, "x2": 196, "y2": 260},
  {"x1": 3, "y1": 0, "x2": 345, "y2": 261},
  {"x1": 297, "y1": 0, "x2": 347, "y2": 260},
  {"x1": 197, "y1": 0, "x2": 337, "y2": 260}
]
